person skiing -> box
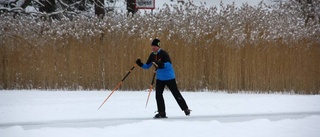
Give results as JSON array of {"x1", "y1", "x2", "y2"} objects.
[{"x1": 135, "y1": 38, "x2": 191, "y2": 118}]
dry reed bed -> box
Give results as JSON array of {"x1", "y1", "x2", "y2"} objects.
[{"x1": 0, "y1": 2, "x2": 319, "y2": 94}]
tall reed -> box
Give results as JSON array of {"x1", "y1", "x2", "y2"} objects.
[{"x1": 0, "y1": 1, "x2": 319, "y2": 93}]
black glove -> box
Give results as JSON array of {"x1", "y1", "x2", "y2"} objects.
[
  {"x1": 136, "y1": 59, "x2": 143, "y2": 67},
  {"x1": 156, "y1": 60, "x2": 164, "y2": 68}
]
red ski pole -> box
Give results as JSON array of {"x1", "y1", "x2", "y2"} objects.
[
  {"x1": 145, "y1": 62, "x2": 158, "y2": 108},
  {"x1": 98, "y1": 64, "x2": 137, "y2": 110}
]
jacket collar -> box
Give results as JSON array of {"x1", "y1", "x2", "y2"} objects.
[{"x1": 153, "y1": 48, "x2": 162, "y2": 55}]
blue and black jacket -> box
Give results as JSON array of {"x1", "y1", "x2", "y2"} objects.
[{"x1": 141, "y1": 49, "x2": 175, "y2": 81}]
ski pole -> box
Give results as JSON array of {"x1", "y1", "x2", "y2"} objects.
[
  {"x1": 98, "y1": 64, "x2": 137, "y2": 110},
  {"x1": 145, "y1": 62, "x2": 158, "y2": 108}
]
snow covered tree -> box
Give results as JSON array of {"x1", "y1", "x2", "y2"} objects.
[
  {"x1": 0, "y1": 0, "x2": 31, "y2": 12},
  {"x1": 39, "y1": 0, "x2": 55, "y2": 13},
  {"x1": 296, "y1": 0, "x2": 320, "y2": 24},
  {"x1": 270, "y1": 0, "x2": 320, "y2": 24},
  {"x1": 126, "y1": 0, "x2": 137, "y2": 17},
  {"x1": 94, "y1": 0, "x2": 105, "y2": 18},
  {"x1": 0, "y1": 0, "x2": 107, "y2": 19}
]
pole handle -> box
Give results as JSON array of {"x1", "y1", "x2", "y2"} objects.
[{"x1": 152, "y1": 62, "x2": 158, "y2": 68}]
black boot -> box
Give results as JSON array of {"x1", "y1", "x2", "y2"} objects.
[
  {"x1": 154, "y1": 112, "x2": 167, "y2": 118},
  {"x1": 184, "y1": 109, "x2": 191, "y2": 116}
]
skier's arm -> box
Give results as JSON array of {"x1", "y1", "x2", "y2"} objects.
[
  {"x1": 136, "y1": 53, "x2": 154, "y2": 69},
  {"x1": 136, "y1": 58, "x2": 152, "y2": 69},
  {"x1": 142, "y1": 63, "x2": 152, "y2": 69}
]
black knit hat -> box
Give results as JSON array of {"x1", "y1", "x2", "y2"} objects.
[{"x1": 151, "y1": 39, "x2": 160, "y2": 47}]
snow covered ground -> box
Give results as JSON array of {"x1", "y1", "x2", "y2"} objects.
[{"x1": 0, "y1": 90, "x2": 320, "y2": 137}]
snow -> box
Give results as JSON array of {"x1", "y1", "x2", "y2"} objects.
[
  {"x1": 0, "y1": 90, "x2": 320, "y2": 137},
  {"x1": 1, "y1": 0, "x2": 320, "y2": 137}
]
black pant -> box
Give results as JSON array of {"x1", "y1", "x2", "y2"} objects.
[{"x1": 155, "y1": 79, "x2": 188, "y2": 112}]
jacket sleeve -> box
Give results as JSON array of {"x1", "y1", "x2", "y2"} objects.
[
  {"x1": 142, "y1": 53, "x2": 154, "y2": 69},
  {"x1": 142, "y1": 63, "x2": 152, "y2": 69},
  {"x1": 160, "y1": 50, "x2": 172, "y2": 64}
]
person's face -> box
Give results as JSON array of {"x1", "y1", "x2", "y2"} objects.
[{"x1": 152, "y1": 45, "x2": 159, "y2": 52}]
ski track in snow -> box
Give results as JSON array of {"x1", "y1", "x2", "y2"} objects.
[{"x1": 1, "y1": 111, "x2": 320, "y2": 130}]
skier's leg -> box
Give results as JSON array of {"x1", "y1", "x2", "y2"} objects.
[
  {"x1": 166, "y1": 79, "x2": 189, "y2": 111},
  {"x1": 155, "y1": 79, "x2": 166, "y2": 113}
]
